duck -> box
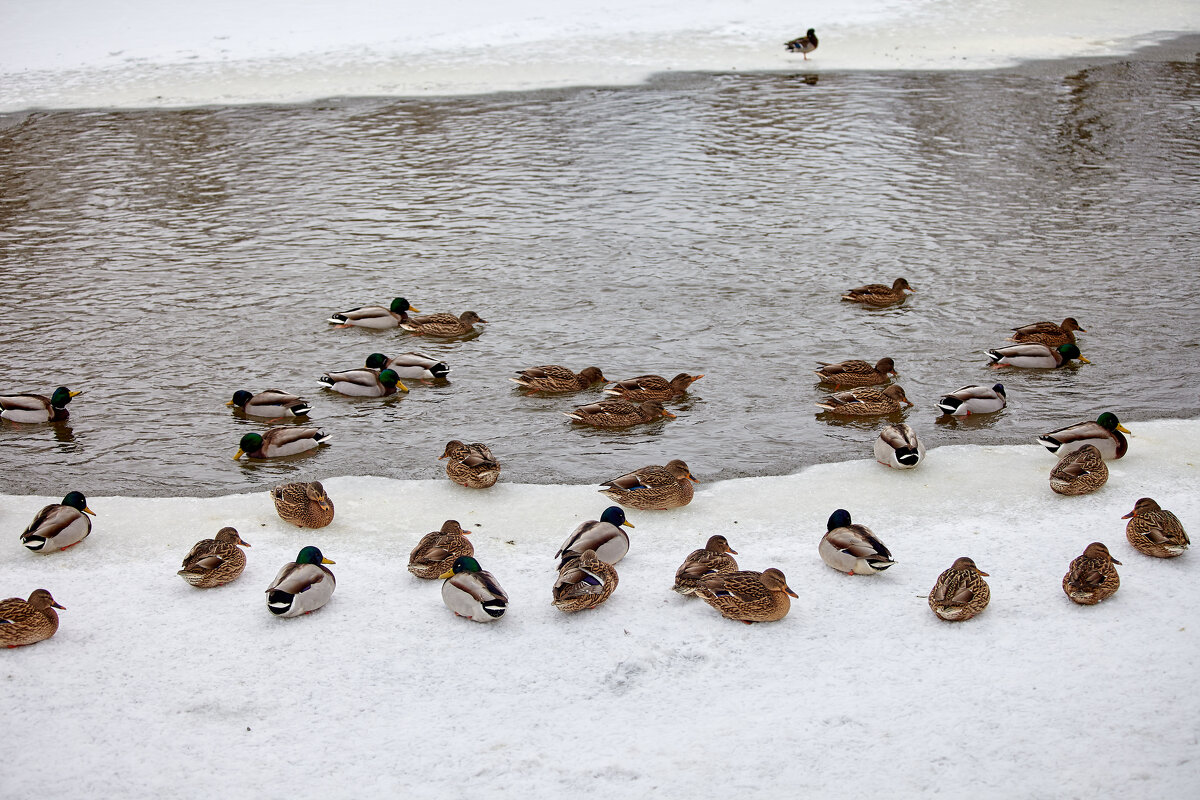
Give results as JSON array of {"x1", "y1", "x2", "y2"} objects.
[
  {"x1": 695, "y1": 568, "x2": 797, "y2": 624},
  {"x1": 327, "y1": 297, "x2": 418, "y2": 329},
  {"x1": 510, "y1": 365, "x2": 606, "y2": 393},
  {"x1": 563, "y1": 399, "x2": 675, "y2": 428},
  {"x1": 603, "y1": 373, "x2": 703, "y2": 402},
  {"x1": 928, "y1": 557, "x2": 990, "y2": 621},
  {"x1": 318, "y1": 367, "x2": 408, "y2": 396},
  {"x1": 1122, "y1": 498, "x2": 1189, "y2": 558},
  {"x1": 814, "y1": 357, "x2": 897, "y2": 388},
  {"x1": 408, "y1": 520, "x2": 474, "y2": 579},
  {"x1": 552, "y1": 549, "x2": 618, "y2": 613},
  {"x1": 1049, "y1": 444, "x2": 1109, "y2": 496},
  {"x1": 440, "y1": 440, "x2": 501, "y2": 489},
  {"x1": 1037, "y1": 412, "x2": 1130, "y2": 460},
  {"x1": 265, "y1": 546, "x2": 336, "y2": 617},
  {"x1": 555, "y1": 506, "x2": 634, "y2": 568},
  {"x1": 271, "y1": 481, "x2": 334, "y2": 528},
  {"x1": 365, "y1": 352, "x2": 450, "y2": 381},
  {"x1": 177, "y1": 527, "x2": 251, "y2": 588},
  {"x1": 0, "y1": 590, "x2": 65, "y2": 647},
  {"x1": 234, "y1": 427, "x2": 332, "y2": 460},
  {"x1": 672, "y1": 535, "x2": 740, "y2": 596},
  {"x1": 874, "y1": 423, "x2": 924, "y2": 469},
  {"x1": 815, "y1": 384, "x2": 912, "y2": 416},
  {"x1": 1062, "y1": 542, "x2": 1121, "y2": 605},
  {"x1": 936, "y1": 384, "x2": 1007, "y2": 415},
  {"x1": 439, "y1": 556, "x2": 509, "y2": 622},
  {"x1": 784, "y1": 28, "x2": 818, "y2": 58},
  {"x1": 598, "y1": 459, "x2": 697, "y2": 510},
  {"x1": 226, "y1": 389, "x2": 311, "y2": 418},
  {"x1": 1009, "y1": 317, "x2": 1086, "y2": 347},
  {"x1": 841, "y1": 278, "x2": 914, "y2": 306},
  {"x1": 21, "y1": 491, "x2": 95, "y2": 553},
  {"x1": 400, "y1": 310, "x2": 487, "y2": 337},
  {"x1": 985, "y1": 342, "x2": 1088, "y2": 368},
  {"x1": 819, "y1": 509, "x2": 895, "y2": 575},
  {"x1": 0, "y1": 387, "x2": 81, "y2": 423}
]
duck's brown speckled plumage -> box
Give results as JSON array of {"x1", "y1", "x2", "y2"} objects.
[
  {"x1": 695, "y1": 567, "x2": 797, "y2": 623},
  {"x1": 603, "y1": 373, "x2": 703, "y2": 402},
  {"x1": 552, "y1": 549, "x2": 618, "y2": 613},
  {"x1": 599, "y1": 459, "x2": 696, "y2": 510},
  {"x1": 564, "y1": 399, "x2": 675, "y2": 428},
  {"x1": 929, "y1": 557, "x2": 990, "y2": 621},
  {"x1": 841, "y1": 278, "x2": 914, "y2": 306},
  {"x1": 408, "y1": 520, "x2": 475, "y2": 579},
  {"x1": 440, "y1": 440, "x2": 501, "y2": 488},
  {"x1": 271, "y1": 481, "x2": 335, "y2": 528},
  {"x1": 672, "y1": 535, "x2": 739, "y2": 596},
  {"x1": 815, "y1": 384, "x2": 913, "y2": 416},
  {"x1": 1062, "y1": 542, "x2": 1121, "y2": 605},
  {"x1": 0, "y1": 589, "x2": 65, "y2": 647},
  {"x1": 814, "y1": 357, "x2": 897, "y2": 388},
  {"x1": 401, "y1": 310, "x2": 487, "y2": 337},
  {"x1": 1123, "y1": 498, "x2": 1189, "y2": 558},
  {"x1": 510, "y1": 365, "x2": 606, "y2": 393},
  {"x1": 178, "y1": 527, "x2": 251, "y2": 588},
  {"x1": 1049, "y1": 444, "x2": 1108, "y2": 496},
  {"x1": 1009, "y1": 317, "x2": 1085, "y2": 347}
]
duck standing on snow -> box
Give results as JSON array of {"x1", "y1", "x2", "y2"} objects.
[
  {"x1": 1049, "y1": 444, "x2": 1108, "y2": 496},
  {"x1": 227, "y1": 389, "x2": 311, "y2": 418},
  {"x1": 564, "y1": 399, "x2": 675, "y2": 428},
  {"x1": 409, "y1": 520, "x2": 474, "y2": 579},
  {"x1": 318, "y1": 367, "x2": 408, "y2": 396},
  {"x1": 439, "y1": 440, "x2": 501, "y2": 489},
  {"x1": 401, "y1": 310, "x2": 487, "y2": 337},
  {"x1": 814, "y1": 357, "x2": 897, "y2": 388},
  {"x1": 603, "y1": 373, "x2": 703, "y2": 402},
  {"x1": 1122, "y1": 498, "x2": 1189, "y2": 558},
  {"x1": 365, "y1": 352, "x2": 450, "y2": 381},
  {"x1": 784, "y1": 28, "x2": 818, "y2": 59},
  {"x1": 265, "y1": 546, "x2": 336, "y2": 617},
  {"x1": 936, "y1": 384, "x2": 1007, "y2": 416},
  {"x1": 841, "y1": 278, "x2": 913, "y2": 306},
  {"x1": 599, "y1": 459, "x2": 697, "y2": 510},
  {"x1": 1038, "y1": 412, "x2": 1130, "y2": 460},
  {"x1": 985, "y1": 342, "x2": 1088, "y2": 369},
  {"x1": 1009, "y1": 317, "x2": 1085, "y2": 347},
  {"x1": 695, "y1": 568, "x2": 798, "y2": 624},
  {"x1": 552, "y1": 549, "x2": 618, "y2": 613},
  {"x1": 816, "y1": 384, "x2": 912, "y2": 416},
  {"x1": 0, "y1": 387, "x2": 81, "y2": 423},
  {"x1": 874, "y1": 423, "x2": 924, "y2": 469},
  {"x1": 21, "y1": 491, "x2": 95, "y2": 553},
  {"x1": 555, "y1": 506, "x2": 635, "y2": 568},
  {"x1": 928, "y1": 557, "x2": 990, "y2": 621},
  {"x1": 672, "y1": 535, "x2": 739, "y2": 596},
  {"x1": 510, "y1": 365, "x2": 606, "y2": 393},
  {"x1": 271, "y1": 481, "x2": 334, "y2": 528},
  {"x1": 234, "y1": 427, "x2": 331, "y2": 460},
  {"x1": 440, "y1": 556, "x2": 508, "y2": 622},
  {"x1": 327, "y1": 297, "x2": 418, "y2": 329},
  {"x1": 819, "y1": 509, "x2": 895, "y2": 575},
  {"x1": 177, "y1": 527, "x2": 251, "y2": 588},
  {"x1": 0, "y1": 590, "x2": 66, "y2": 647},
  {"x1": 1062, "y1": 542, "x2": 1121, "y2": 605}
]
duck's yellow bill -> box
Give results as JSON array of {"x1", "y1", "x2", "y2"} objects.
[
  {"x1": 622, "y1": 520, "x2": 635, "y2": 529},
  {"x1": 83, "y1": 506, "x2": 96, "y2": 516},
  {"x1": 1117, "y1": 424, "x2": 1132, "y2": 434},
  {"x1": 233, "y1": 449, "x2": 245, "y2": 460},
  {"x1": 438, "y1": 569, "x2": 454, "y2": 579},
  {"x1": 322, "y1": 557, "x2": 336, "y2": 564},
  {"x1": 1078, "y1": 356, "x2": 1091, "y2": 363},
  {"x1": 69, "y1": 390, "x2": 82, "y2": 398}
]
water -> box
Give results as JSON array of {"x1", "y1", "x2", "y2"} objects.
[{"x1": 2, "y1": 58, "x2": 1199, "y2": 497}]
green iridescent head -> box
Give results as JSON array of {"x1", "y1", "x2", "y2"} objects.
[
  {"x1": 296, "y1": 545, "x2": 334, "y2": 565},
  {"x1": 365, "y1": 353, "x2": 389, "y2": 370}
]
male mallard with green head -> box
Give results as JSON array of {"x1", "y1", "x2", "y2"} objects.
[
  {"x1": 0, "y1": 387, "x2": 81, "y2": 423},
  {"x1": 1038, "y1": 412, "x2": 1130, "y2": 460},
  {"x1": 266, "y1": 546, "x2": 336, "y2": 617},
  {"x1": 327, "y1": 297, "x2": 418, "y2": 329},
  {"x1": 440, "y1": 556, "x2": 508, "y2": 622},
  {"x1": 21, "y1": 491, "x2": 95, "y2": 553}
]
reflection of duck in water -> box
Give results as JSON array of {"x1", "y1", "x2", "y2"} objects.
[{"x1": 785, "y1": 29, "x2": 819, "y2": 59}]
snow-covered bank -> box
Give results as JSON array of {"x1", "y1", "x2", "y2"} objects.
[
  {"x1": 2, "y1": 0, "x2": 1198, "y2": 110},
  {"x1": 4, "y1": 419, "x2": 1197, "y2": 797}
]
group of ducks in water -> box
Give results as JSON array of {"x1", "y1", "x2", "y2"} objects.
[{"x1": 1, "y1": 278, "x2": 1192, "y2": 643}]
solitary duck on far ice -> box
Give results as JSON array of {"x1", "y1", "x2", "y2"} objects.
[
  {"x1": 819, "y1": 510, "x2": 895, "y2": 575},
  {"x1": 439, "y1": 440, "x2": 501, "y2": 489},
  {"x1": 0, "y1": 387, "x2": 81, "y2": 423},
  {"x1": 266, "y1": 546, "x2": 336, "y2": 617},
  {"x1": 784, "y1": 28, "x2": 818, "y2": 58},
  {"x1": 0, "y1": 589, "x2": 65, "y2": 647},
  {"x1": 440, "y1": 556, "x2": 508, "y2": 622},
  {"x1": 21, "y1": 491, "x2": 95, "y2": 553},
  {"x1": 874, "y1": 423, "x2": 924, "y2": 469},
  {"x1": 327, "y1": 297, "x2": 418, "y2": 328}
]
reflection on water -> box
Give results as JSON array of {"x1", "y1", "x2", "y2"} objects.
[{"x1": 1, "y1": 59, "x2": 1198, "y2": 497}]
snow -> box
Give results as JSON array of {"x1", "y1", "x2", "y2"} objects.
[{"x1": 4, "y1": 419, "x2": 1198, "y2": 796}]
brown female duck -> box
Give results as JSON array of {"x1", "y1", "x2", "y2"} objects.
[
  {"x1": 552, "y1": 549, "x2": 619, "y2": 613},
  {"x1": 563, "y1": 399, "x2": 675, "y2": 428},
  {"x1": 814, "y1": 357, "x2": 897, "y2": 388},
  {"x1": 815, "y1": 384, "x2": 912, "y2": 416},
  {"x1": 400, "y1": 310, "x2": 487, "y2": 337},
  {"x1": 440, "y1": 440, "x2": 501, "y2": 489},
  {"x1": 510, "y1": 365, "x2": 606, "y2": 393},
  {"x1": 841, "y1": 278, "x2": 914, "y2": 306},
  {"x1": 1122, "y1": 498, "x2": 1189, "y2": 558},
  {"x1": 929, "y1": 557, "x2": 990, "y2": 621},
  {"x1": 0, "y1": 590, "x2": 65, "y2": 647},
  {"x1": 603, "y1": 373, "x2": 703, "y2": 402},
  {"x1": 599, "y1": 459, "x2": 697, "y2": 510},
  {"x1": 1062, "y1": 542, "x2": 1121, "y2": 605},
  {"x1": 408, "y1": 520, "x2": 475, "y2": 579},
  {"x1": 178, "y1": 527, "x2": 251, "y2": 588},
  {"x1": 695, "y1": 568, "x2": 797, "y2": 624},
  {"x1": 672, "y1": 535, "x2": 739, "y2": 596},
  {"x1": 1009, "y1": 317, "x2": 1085, "y2": 347},
  {"x1": 271, "y1": 481, "x2": 335, "y2": 528}
]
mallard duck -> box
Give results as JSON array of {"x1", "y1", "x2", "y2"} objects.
[
  {"x1": 233, "y1": 427, "x2": 331, "y2": 460},
  {"x1": 0, "y1": 387, "x2": 81, "y2": 423},
  {"x1": 510, "y1": 365, "x2": 606, "y2": 393},
  {"x1": 21, "y1": 491, "x2": 95, "y2": 553},
  {"x1": 784, "y1": 28, "x2": 818, "y2": 58},
  {"x1": 365, "y1": 352, "x2": 450, "y2": 381},
  {"x1": 400, "y1": 310, "x2": 487, "y2": 337},
  {"x1": 552, "y1": 549, "x2": 618, "y2": 613},
  {"x1": 555, "y1": 506, "x2": 634, "y2": 567},
  {"x1": 1123, "y1": 498, "x2": 1190, "y2": 558},
  {"x1": 874, "y1": 423, "x2": 924, "y2": 469},
  {"x1": 408, "y1": 520, "x2": 474, "y2": 579},
  {"x1": 227, "y1": 389, "x2": 311, "y2": 418},
  {"x1": 1037, "y1": 412, "x2": 1130, "y2": 460},
  {"x1": 271, "y1": 481, "x2": 334, "y2": 528},
  {"x1": 672, "y1": 535, "x2": 739, "y2": 596},
  {"x1": 439, "y1": 556, "x2": 508, "y2": 622},
  {"x1": 603, "y1": 373, "x2": 703, "y2": 402},
  {"x1": 695, "y1": 568, "x2": 797, "y2": 624},
  {"x1": 819, "y1": 509, "x2": 895, "y2": 575},
  {"x1": 1062, "y1": 542, "x2": 1121, "y2": 605},
  {"x1": 1009, "y1": 317, "x2": 1085, "y2": 347},
  {"x1": 841, "y1": 278, "x2": 914, "y2": 306},
  {"x1": 985, "y1": 342, "x2": 1088, "y2": 368},
  {"x1": 326, "y1": 297, "x2": 418, "y2": 328},
  {"x1": 599, "y1": 459, "x2": 696, "y2": 510},
  {"x1": 936, "y1": 384, "x2": 1007, "y2": 415},
  {"x1": 265, "y1": 546, "x2": 336, "y2": 617},
  {"x1": 318, "y1": 367, "x2": 408, "y2": 396},
  {"x1": 177, "y1": 527, "x2": 251, "y2": 588},
  {"x1": 0, "y1": 590, "x2": 65, "y2": 647},
  {"x1": 563, "y1": 399, "x2": 675, "y2": 428},
  {"x1": 1049, "y1": 444, "x2": 1109, "y2": 496},
  {"x1": 815, "y1": 384, "x2": 912, "y2": 416},
  {"x1": 928, "y1": 557, "x2": 990, "y2": 621},
  {"x1": 814, "y1": 357, "x2": 897, "y2": 388},
  {"x1": 440, "y1": 440, "x2": 500, "y2": 489}
]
